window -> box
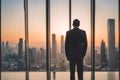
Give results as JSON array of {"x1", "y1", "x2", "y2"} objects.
[
  {"x1": 1, "y1": 0, "x2": 25, "y2": 80},
  {"x1": 95, "y1": 0, "x2": 119, "y2": 80},
  {"x1": 1, "y1": 0, "x2": 119, "y2": 80}
]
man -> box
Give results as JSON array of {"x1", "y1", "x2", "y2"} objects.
[{"x1": 65, "y1": 19, "x2": 87, "y2": 80}]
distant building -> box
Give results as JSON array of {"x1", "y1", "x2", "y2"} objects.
[
  {"x1": 29, "y1": 48, "x2": 36, "y2": 66},
  {"x1": 1, "y1": 42, "x2": 5, "y2": 57},
  {"x1": 5, "y1": 41, "x2": 10, "y2": 55},
  {"x1": 18, "y1": 38, "x2": 24, "y2": 70},
  {"x1": 52, "y1": 34, "x2": 57, "y2": 59},
  {"x1": 61, "y1": 35, "x2": 65, "y2": 54},
  {"x1": 40, "y1": 48, "x2": 45, "y2": 62},
  {"x1": 115, "y1": 48, "x2": 119, "y2": 70},
  {"x1": 18, "y1": 38, "x2": 23, "y2": 61},
  {"x1": 6, "y1": 41, "x2": 9, "y2": 50},
  {"x1": 107, "y1": 19, "x2": 116, "y2": 70},
  {"x1": 39, "y1": 48, "x2": 46, "y2": 69},
  {"x1": 100, "y1": 40, "x2": 107, "y2": 68},
  {"x1": 95, "y1": 50, "x2": 101, "y2": 67}
]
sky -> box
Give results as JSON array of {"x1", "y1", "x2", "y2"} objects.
[{"x1": 1, "y1": 0, "x2": 119, "y2": 48}]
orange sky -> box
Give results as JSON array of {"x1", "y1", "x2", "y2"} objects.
[{"x1": 1, "y1": 0, "x2": 119, "y2": 48}]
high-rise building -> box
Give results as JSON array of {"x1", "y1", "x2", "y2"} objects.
[
  {"x1": 18, "y1": 38, "x2": 23, "y2": 61},
  {"x1": 107, "y1": 19, "x2": 116, "y2": 69},
  {"x1": 6, "y1": 41, "x2": 9, "y2": 50},
  {"x1": 40, "y1": 48, "x2": 46, "y2": 65},
  {"x1": 115, "y1": 48, "x2": 119, "y2": 70},
  {"x1": 5, "y1": 41, "x2": 10, "y2": 55},
  {"x1": 52, "y1": 34, "x2": 57, "y2": 59},
  {"x1": 1, "y1": 42, "x2": 5, "y2": 61},
  {"x1": 95, "y1": 50, "x2": 101, "y2": 67},
  {"x1": 61, "y1": 35, "x2": 65, "y2": 54},
  {"x1": 29, "y1": 48, "x2": 36, "y2": 66},
  {"x1": 40, "y1": 48, "x2": 45, "y2": 61},
  {"x1": 100, "y1": 40, "x2": 107, "y2": 67},
  {"x1": 1, "y1": 42, "x2": 5, "y2": 55}
]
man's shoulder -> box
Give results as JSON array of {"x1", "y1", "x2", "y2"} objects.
[
  {"x1": 79, "y1": 29, "x2": 86, "y2": 32},
  {"x1": 66, "y1": 28, "x2": 86, "y2": 33},
  {"x1": 66, "y1": 30, "x2": 71, "y2": 33}
]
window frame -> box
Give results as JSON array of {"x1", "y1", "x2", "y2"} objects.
[{"x1": 0, "y1": 0, "x2": 119, "y2": 80}]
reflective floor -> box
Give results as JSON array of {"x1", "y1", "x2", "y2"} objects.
[{"x1": 1, "y1": 72, "x2": 119, "y2": 80}]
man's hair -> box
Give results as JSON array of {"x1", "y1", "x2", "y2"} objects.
[{"x1": 73, "y1": 19, "x2": 80, "y2": 27}]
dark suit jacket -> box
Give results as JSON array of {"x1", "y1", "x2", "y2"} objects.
[{"x1": 65, "y1": 28, "x2": 87, "y2": 60}]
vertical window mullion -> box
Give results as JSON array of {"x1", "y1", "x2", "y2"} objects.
[
  {"x1": 118, "y1": 0, "x2": 120, "y2": 80},
  {"x1": 69, "y1": 0, "x2": 71, "y2": 30},
  {"x1": 24, "y1": 0, "x2": 29, "y2": 80},
  {"x1": 46, "y1": 0, "x2": 51, "y2": 80},
  {"x1": 0, "y1": 0, "x2": 1, "y2": 80},
  {"x1": 91, "y1": 0, "x2": 95, "y2": 80}
]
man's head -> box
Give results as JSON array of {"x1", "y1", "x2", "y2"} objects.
[{"x1": 73, "y1": 19, "x2": 80, "y2": 28}]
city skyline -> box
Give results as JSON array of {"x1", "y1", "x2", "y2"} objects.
[
  {"x1": 2, "y1": 19, "x2": 118, "y2": 71},
  {"x1": 1, "y1": 35, "x2": 119, "y2": 71},
  {"x1": 1, "y1": 0, "x2": 119, "y2": 80}
]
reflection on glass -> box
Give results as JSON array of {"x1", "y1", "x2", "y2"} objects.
[
  {"x1": 1, "y1": 72, "x2": 25, "y2": 80},
  {"x1": 95, "y1": 72, "x2": 119, "y2": 80}
]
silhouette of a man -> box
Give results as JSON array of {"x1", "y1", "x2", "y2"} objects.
[{"x1": 65, "y1": 19, "x2": 87, "y2": 80}]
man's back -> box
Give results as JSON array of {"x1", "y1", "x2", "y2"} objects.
[
  {"x1": 65, "y1": 28, "x2": 87, "y2": 60},
  {"x1": 65, "y1": 19, "x2": 87, "y2": 80}
]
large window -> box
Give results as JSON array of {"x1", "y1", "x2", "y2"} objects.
[
  {"x1": 95, "y1": 0, "x2": 119, "y2": 80},
  {"x1": 1, "y1": 0, "x2": 119, "y2": 80},
  {"x1": 28, "y1": 0, "x2": 46, "y2": 80},
  {"x1": 72, "y1": 0, "x2": 91, "y2": 79},
  {"x1": 1, "y1": 0, "x2": 25, "y2": 80},
  {"x1": 72, "y1": 0, "x2": 91, "y2": 70},
  {"x1": 50, "y1": 0, "x2": 69, "y2": 71},
  {"x1": 28, "y1": 0, "x2": 46, "y2": 71}
]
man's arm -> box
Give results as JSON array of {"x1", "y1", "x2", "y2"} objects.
[
  {"x1": 65, "y1": 31, "x2": 69, "y2": 60},
  {"x1": 82, "y1": 31, "x2": 88, "y2": 57}
]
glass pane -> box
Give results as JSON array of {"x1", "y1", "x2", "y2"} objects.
[
  {"x1": 72, "y1": 0, "x2": 91, "y2": 69},
  {"x1": 95, "y1": 0, "x2": 119, "y2": 80},
  {"x1": 28, "y1": 0, "x2": 46, "y2": 80},
  {"x1": 50, "y1": 0, "x2": 69, "y2": 80},
  {"x1": 72, "y1": 0, "x2": 91, "y2": 79},
  {"x1": 50, "y1": 0, "x2": 91, "y2": 80},
  {"x1": 1, "y1": 0, "x2": 25, "y2": 80}
]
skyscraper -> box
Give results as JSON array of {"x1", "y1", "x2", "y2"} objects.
[
  {"x1": 107, "y1": 19, "x2": 116, "y2": 69},
  {"x1": 6, "y1": 41, "x2": 9, "y2": 50},
  {"x1": 5, "y1": 41, "x2": 10, "y2": 55},
  {"x1": 52, "y1": 34, "x2": 57, "y2": 59},
  {"x1": 100, "y1": 40, "x2": 107, "y2": 67},
  {"x1": 18, "y1": 38, "x2": 23, "y2": 61},
  {"x1": 29, "y1": 48, "x2": 36, "y2": 67},
  {"x1": 40, "y1": 48, "x2": 46, "y2": 64},
  {"x1": 1, "y1": 42, "x2": 5, "y2": 55},
  {"x1": 40, "y1": 48, "x2": 45, "y2": 60},
  {"x1": 1, "y1": 42, "x2": 5, "y2": 61},
  {"x1": 61, "y1": 35, "x2": 65, "y2": 54}
]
